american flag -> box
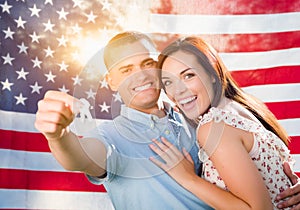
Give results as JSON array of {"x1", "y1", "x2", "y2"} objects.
[{"x1": 0, "y1": 0, "x2": 299, "y2": 209}]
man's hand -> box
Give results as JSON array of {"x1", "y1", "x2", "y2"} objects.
[
  {"x1": 276, "y1": 162, "x2": 300, "y2": 209},
  {"x1": 35, "y1": 90, "x2": 81, "y2": 141}
]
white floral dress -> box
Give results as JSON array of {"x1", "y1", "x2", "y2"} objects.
[{"x1": 197, "y1": 101, "x2": 294, "y2": 209}]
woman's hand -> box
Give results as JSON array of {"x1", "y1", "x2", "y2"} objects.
[
  {"x1": 276, "y1": 162, "x2": 300, "y2": 209},
  {"x1": 149, "y1": 137, "x2": 197, "y2": 186}
]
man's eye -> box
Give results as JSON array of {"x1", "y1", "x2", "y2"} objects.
[
  {"x1": 121, "y1": 68, "x2": 132, "y2": 74},
  {"x1": 143, "y1": 60, "x2": 157, "y2": 68}
]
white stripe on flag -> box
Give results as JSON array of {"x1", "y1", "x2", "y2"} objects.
[
  {"x1": 292, "y1": 155, "x2": 300, "y2": 172},
  {"x1": 1, "y1": 110, "x2": 299, "y2": 136},
  {"x1": 0, "y1": 189, "x2": 114, "y2": 210},
  {"x1": 2, "y1": 148, "x2": 299, "y2": 172},
  {"x1": 242, "y1": 83, "x2": 300, "y2": 103},
  {"x1": 0, "y1": 110, "x2": 38, "y2": 133},
  {"x1": 220, "y1": 48, "x2": 300, "y2": 71},
  {"x1": 0, "y1": 110, "x2": 108, "y2": 133},
  {"x1": 149, "y1": 12, "x2": 300, "y2": 34},
  {"x1": 278, "y1": 118, "x2": 300, "y2": 137},
  {"x1": 0, "y1": 149, "x2": 65, "y2": 171}
]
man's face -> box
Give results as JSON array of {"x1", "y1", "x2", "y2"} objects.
[{"x1": 106, "y1": 41, "x2": 161, "y2": 112}]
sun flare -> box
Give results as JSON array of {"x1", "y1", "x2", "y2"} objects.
[{"x1": 71, "y1": 35, "x2": 107, "y2": 66}]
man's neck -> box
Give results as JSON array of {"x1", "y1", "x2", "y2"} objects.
[{"x1": 150, "y1": 108, "x2": 166, "y2": 118}]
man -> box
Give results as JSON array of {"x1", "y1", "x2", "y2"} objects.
[
  {"x1": 35, "y1": 31, "x2": 212, "y2": 210},
  {"x1": 35, "y1": 31, "x2": 300, "y2": 209}
]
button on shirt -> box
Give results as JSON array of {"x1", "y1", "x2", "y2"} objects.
[{"x1": 85, "y1": 104, "x2": 212, "y2": 210}]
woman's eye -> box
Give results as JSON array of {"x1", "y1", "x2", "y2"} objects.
[
  {"x1": 183, "y1": 73, "x2": 195, "y2": 80},
  {"x1": 163, "y1": 80, "x2": 172, "y2": 86}
]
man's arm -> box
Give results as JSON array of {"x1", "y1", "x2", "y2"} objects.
[
  {"x1": 35, "y1": 90, "x2": 106, "y2": 177},
  {"x1": 276, "y1": 161, "x2": 300, "y2": 209}
]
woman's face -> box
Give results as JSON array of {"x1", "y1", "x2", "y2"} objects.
[{"x1": 161, "y1": 50, "x2": 215, "y2": 120}]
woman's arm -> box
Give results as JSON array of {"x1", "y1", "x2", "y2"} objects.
[
  {"x1": 198, "y1": 121, "x2": 272, "y2": 209},
  {"x1": 150, "y1": 121, "x2": 273, "y2": 209}
]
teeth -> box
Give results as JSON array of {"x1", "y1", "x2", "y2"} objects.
[
  {"x1": 134, "y1": 83, "x2": 152, "y2": 91},
  {"x1": 179, "y1": 96, "x2": 196, "y2": 105}
]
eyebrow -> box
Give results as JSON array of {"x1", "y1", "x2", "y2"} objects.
[
  {"x1": 118, "y1": 64, "x2": 133, "y2": 71},
  {"x1": 141, "y1": 58, "x2": 155, "y2": 65},
  {"x1": 118, "y1": 58, "x2": 155, "y2": 71},
  {"x1": 179, "y1": 68, "x2": 192, "y2": 75}
]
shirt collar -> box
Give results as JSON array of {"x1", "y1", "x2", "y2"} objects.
[{"x1": 119, "y1": 104, "x2": 174, "y2": 127}]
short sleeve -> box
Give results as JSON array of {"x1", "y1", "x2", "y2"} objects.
[
  {"x1": 85, "y1": 140, "x2": 120, "y2": 184},
  {"x1": 78, "y1": 125, "x2": 120, "y2": 185}
]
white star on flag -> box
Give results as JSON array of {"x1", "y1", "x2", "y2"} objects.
[
  {"x1": 30, "y1": 82, "x2": 43, "y2": 94},
  {"x1": 99, "y1": 101, "x2": 110, "y2": 113},
  {"x1": 1, "y1": 78, "x2": 14, "y2": 91},
  {"x1": 14, "y1": 93, "x2": 27, "y2": 105},
  {"x1": 45, "y1": 71, "x2": 56, "y2": 83},
  {"x1": 29, "y1": 4, "x2": 41, "y2": 17},
  {"x1": 2, "y1": 53, "x2": 15, "y2": 65},
  {"x1": 16, "y1": 68, "x2": 29, "y2": 80},
  {"x1": 0, "y1": 1, "x2": 12, "y2": 14},
  {"x1": 17, "y1": 42, "x2": 28, "y2": 54}
]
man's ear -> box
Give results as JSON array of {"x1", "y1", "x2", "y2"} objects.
[{"x1": 105, "y1": 73, "x2": 118, "y2": 91}]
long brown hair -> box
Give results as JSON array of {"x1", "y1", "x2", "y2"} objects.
[{"x1": 157, "y1": 36, "x2": 290, "y2": 145}]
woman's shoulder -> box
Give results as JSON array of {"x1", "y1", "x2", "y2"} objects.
[{"x1": 197, "y1": 99, "x2": 263, "y2": 134}]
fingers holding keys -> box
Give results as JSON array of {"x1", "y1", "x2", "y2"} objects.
[
  {"x1": 35, "y1": 90, "x2": 82, "y2": 141},
  {"x1": 44, "y1": 90, "x2": 82, "y2": 114},
  {"x1": 35, "y1": 100, "x2": 72, "y2": 140},
  {"x1": 37, "y1": 98, "x2": 73, "y2": 123}
]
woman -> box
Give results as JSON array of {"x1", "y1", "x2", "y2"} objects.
[{"x1": 149, "y1": 36, "x2": 294, "y2": 209}]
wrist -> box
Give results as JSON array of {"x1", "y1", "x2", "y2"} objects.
[
  {"x1": 182, "y1": 173, "x2": 201, "y2": 191},
  {"x1": 46, "y1": 127, "x2": 70, "y2": 142}
]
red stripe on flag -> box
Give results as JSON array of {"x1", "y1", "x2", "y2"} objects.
[
  {"x1": 0, "y1": 169, "x2": 106, "y2": 192},
  {"x1": 231, "y1": 66, "x2": 300, "y2": 87},
  {"x1": 289, "y1": 136, "x2": 300, "y2": 154},
  {"x1": 204, "y1": 32, "x2": 300, "y2": 52},
  {"x1": 266, "y1": 101, "x2": 300, "y2": 120},
  {"x1": 152, "y1": 0, "x2": 300, "y2": 15},
  {"x1": 154, "y1": 32, "x2": 300, "y2": 53},
  {"x1": 0, "y1": 129, "x2": 50, "y2": 152}
]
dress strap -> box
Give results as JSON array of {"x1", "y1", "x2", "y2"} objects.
[
  {"x1": 197, "y1": 107, "x2": 264, "y2": 133},
  {"x1": 197, "y1": 107, "x2": 263, "y2": 162}
]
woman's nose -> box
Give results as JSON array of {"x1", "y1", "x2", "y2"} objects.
[{"x1": 174, "y1": 80, "x2": 188, "y2": 95}]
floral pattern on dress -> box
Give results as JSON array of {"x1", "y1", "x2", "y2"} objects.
[{"x1": 197, "y1": 103, "x2": 294, "y2": 209}]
